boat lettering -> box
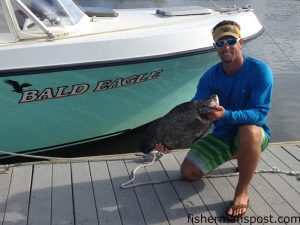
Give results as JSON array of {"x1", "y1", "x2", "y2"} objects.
[
  {"x1": 93, "y1": 70, "x2": 162, "y2": 92},
  {"x1": 19, "y1": 84, "x2": 90, "y2": 103},
  {"x1": 17, "y1": 69, "x2": 163, "y2": 103},
  {"x1": 56, "y1": 86, "x2": 70, "y2": 98}
]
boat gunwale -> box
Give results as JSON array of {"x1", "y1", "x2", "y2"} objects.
[{"x1": 0, "y1": 28, "x2": 264, "y2": 77}]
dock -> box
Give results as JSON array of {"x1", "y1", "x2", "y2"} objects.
[{"x1": 0, "y1": 142, "x2": 299, "y2": 225}]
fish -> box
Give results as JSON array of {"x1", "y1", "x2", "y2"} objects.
[{"x1": 139, "y1": 95, "x2": 219, "y2": 154}]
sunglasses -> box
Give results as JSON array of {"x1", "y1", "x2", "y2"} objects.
[{"x1": 215, "y1": 38, "x2": 239, "y2": 48}]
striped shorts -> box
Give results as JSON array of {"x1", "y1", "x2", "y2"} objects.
[{"x1": 185, "y1": 129, "x2": 269, "y2": 174}]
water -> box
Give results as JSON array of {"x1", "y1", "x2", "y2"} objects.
[{"x1": 76, "y1": 0, "x2": 300, "y2": 144}]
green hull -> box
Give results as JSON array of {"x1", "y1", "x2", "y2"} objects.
[{"x1": 1, "y1": 52, "x2": 218, "y2": 154}]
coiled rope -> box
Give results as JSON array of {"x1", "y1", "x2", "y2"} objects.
[
  {"x1": 121, "y1": 150, "x2": 300, "y2": 189},
  {"x1": 121, "y1": 150, "x2": 168, "y2": 188}
]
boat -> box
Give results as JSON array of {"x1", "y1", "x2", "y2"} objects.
[{"x1": 0, "y1": 0, "x2": 263, "y2": 161}]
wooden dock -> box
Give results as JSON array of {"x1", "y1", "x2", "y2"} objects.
[{"x1": 0, "y1": 142, "x2": 299, "y2": 225}]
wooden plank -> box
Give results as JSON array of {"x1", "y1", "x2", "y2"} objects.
[
  {"x1": 71, "y1": 162, "x2": 98, "y2": 225},
  {"x1": 107, "y1": 160, "x2": 146, "y2": 225},
  {"x1": 161, "y1": 152, "x2": 217, "y2": 225},
  {"x1": 0, "y1": 169, "x2": 12, "y2": 223},
  {"x1": 27, "y1": 164, "x2": 52, "y2": 225},
  {"x1": 259, "y1": 153, "x2": 300, "y2": 214},
  {"x1": 144, "y1": 156, "x2": 188, "y2": 225},
  {"x1": 89, "y1": 161, "x2": 122, "y2": 225},
  {"x1": 222, "y1": 161, "x2": 281, "y2": 224},
  {"x1": 262, "y1": 148, "x2": 300, "y2": 194},
  {"x1": 282, "y1": 145, "x2": 300, "y2": 161},
  {"x1": 209, "y1": 166, "x2": 258, "y2": 225},
  {"x1": 3, "y1": 165, "x2": 32, "y2": 225},
  {"x1": 268, "y1": 146, "x2": 300, "y2": 172},
  {"x1": 125, "y1": 159, "x2": 169, "y2": 225},
  {"x1": 52, "y1": 163, "x2": 74, "y2": 225},
  {"x1": 231, "y1": 156, "x2": 299, "y2": 218},
  {"x1": 174, "y1": 152, "x2": 239, "y2": 225}
]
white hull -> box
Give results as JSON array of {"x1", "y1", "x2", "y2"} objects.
[
  {"x1": 0, "y1": 1, "x2": 263, "y2": 157},
  {"x1": 1, "y1": 3, "x2": 263, "y2": 72}
]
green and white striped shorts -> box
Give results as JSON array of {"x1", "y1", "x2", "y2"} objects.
[{"x1": 185, "y1": 129, "x2": 269, "y2": 174}]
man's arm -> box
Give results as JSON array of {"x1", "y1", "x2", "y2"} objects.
[
  {"x1": 209, "y1": 64, "x2": 273, "y2": 125},
  {"x1": 192, "y1": 71, "x2": 213, "y2": 101}
]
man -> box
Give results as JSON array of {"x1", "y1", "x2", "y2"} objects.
[{"x1": 156, "y1": 20, "x2": 273, "y2": 219}]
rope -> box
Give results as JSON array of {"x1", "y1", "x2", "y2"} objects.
[
  {"x1": 0, "y1": 150, "x2": 140, "y2": 174},
  {"x1": 0, "y1": 164, "x2": 21, "y2": 174},
  {"x1": 121, "y1": 152, "x2": 300, "y2": 189},
  {"x1": 0, "y1": 150, "x2": 78, "y2": 160},
  {"x1": 121, "y1": 150, "x2": 169, "y2": 188},
  {"x1": 0, "y1": 150, "x2": 79, "y2": 173},
  {"x1": 1, "y1": 150, "x2": 299, "y2": 184},
  {"x1": 262, "y1": 18, "x2": 300, "y2": 71},
  {"x1": 204, "y1": 167, "x2": 300, "y2": 178}
]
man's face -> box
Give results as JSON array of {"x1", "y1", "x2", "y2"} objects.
[{"x1": 213, "y1": 36, "x2": 243, "y2": 63}]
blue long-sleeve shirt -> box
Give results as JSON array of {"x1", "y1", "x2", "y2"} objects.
[{"x1": 193, "y1": 56, "x2": 273, "y2": 140}]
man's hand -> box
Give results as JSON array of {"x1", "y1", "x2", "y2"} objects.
[
  {"x1": 206, "y1": 105, "x2": 225, "y2": 122},
  {"x1": 155, "y1": 143, "x2": 170, "y2": 153}
]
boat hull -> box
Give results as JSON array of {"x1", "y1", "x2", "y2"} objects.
[{"x1": 1, "y1": 51, "x2": 218, "y2": 156}]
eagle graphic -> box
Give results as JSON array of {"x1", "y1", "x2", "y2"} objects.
[{"x1": 4, "y1": 80, "x2": 32, "y2": 93}]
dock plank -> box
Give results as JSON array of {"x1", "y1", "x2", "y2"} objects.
[
  {"x1": 89, "y1": 161, "x2": 122, "y2": 225},
  {"x1": 223, "y1": 161, "x2": 281, "y2": 225},
  {"x1": 262, "y1": 148, "x2": 300, "y2": 194},
  {"x1": 174, "y1": 152, "x2": 235, "y2": 225},
  {"x1": 52, "y1": 163, "x2": 74, "y2": 225},
  {"x1": 209, "y1": 165, "x2": 258, "y2": 225},
  {"x1": 107, "y1": 160, "x2": 146, "y2": 225},
  {"x1": 231, "y1": 156, "x2": 299, "y2": 218},
  {"x1": 0, "y1": 143, "x2": 299, "y2": 225},
  {"x1": 282, "y1": 145, "x2": 300, "y2": 161},
  {"x1": 125, "y1": 159, "x2": 169, "y2": 225},
  {"x1": 259, "y1": 154, "x2": 300, "y2": 214},
  {"x1": 268, "y1": 145, "x2": 300, "y2": 172},
  {"x1": 161, "y1": 152, "x2": 217, "y2": 225},
  {"x1": 71, "y1": 162, "x2": 98, "y2": 225},
  {"x1": 144, "y1": 156, "x2": 188, "y2": 225},
  {"x1": 3, "y1": 165, "x2": 32, "y2": 225},
  {"x1": 0, "y1": 169, "x2": 12, "y2": 224},
  {"x1": 27, "y1": 164, "x2": 52, "y2": 225}
]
